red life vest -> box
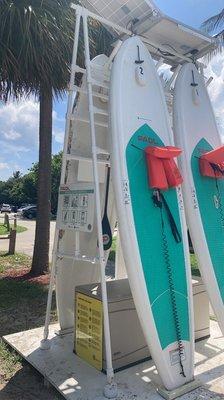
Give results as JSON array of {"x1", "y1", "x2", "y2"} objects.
[
  {"x1": 144, "y1": 146, "x2": 183, "y2": 190},
  {"x1": 199, "y1": 146, "x2": 224, "y2": 179}
]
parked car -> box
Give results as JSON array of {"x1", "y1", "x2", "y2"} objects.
[
  {"x1": 20, "y1": 205, "x2": 37, "y2": 219},
  {"x1": 11, "y1": 205, "x2": 18, "y2": 213},
  {"x1": 17, "y1": 203, "x2": 34, "y2": 213},
  {"x1": 1, "y1": 204, "x2": 11, "y2": 213}
]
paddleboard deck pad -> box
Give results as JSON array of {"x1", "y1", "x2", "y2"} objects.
[
  {"x1": 110, "y1": 36, "x2": 194, "y2": 390},
  {"x1": 174, "y1": 62, "x2": 224, "y2": 335}
]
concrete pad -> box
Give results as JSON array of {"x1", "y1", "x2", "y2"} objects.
[
  {"x1": 3, "y1": 321, "x2": 224, "y2": 400},
  {"x1": 157, "y1": 380, "x2": 201, "y2": 399}
]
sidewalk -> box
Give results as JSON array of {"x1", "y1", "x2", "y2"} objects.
[{"x1": 0, "y1": 220, "x2": 56, "y2": 260}]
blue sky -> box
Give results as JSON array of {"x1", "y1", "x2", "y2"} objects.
[{"x1": 0, "y1": 0, "x2": 223, "y2": 180}]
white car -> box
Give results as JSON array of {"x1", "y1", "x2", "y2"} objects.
[{"x1": 1, "y1": 204, "x2": 11, "y2": 213}]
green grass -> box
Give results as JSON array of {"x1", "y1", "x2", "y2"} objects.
[
  {"x1": 0, "y1": 252, "x2": 31, "y2": 274},
  {"x1": 0, "y1": 279, "x2": 48, "y2": 310},
  {"x1": 108, "y1": 236, "x2": 116, "y2": 262},
  {"x1": 0, "y1": 252, "x2": 57, "y2": 388},
  {"x1": 0, "y1": 339, "x2": 22, "y2": 382},
  {"x1": 0, "y1": 252, "x2": 57, "y2": 337},
  {"x1": 190, "y1": 253, "x2": 201, "y2": 277},
  {"x1": 0, "y1": 223, "x2": 27, "y2": 236}
]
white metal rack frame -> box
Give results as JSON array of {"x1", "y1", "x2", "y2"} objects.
[
  {"x1": 41, "y1": 3, "x2": 216, "y2": 398},
  {"x1": 41, "y1": 5, "x2": 119, "y2": 398}
]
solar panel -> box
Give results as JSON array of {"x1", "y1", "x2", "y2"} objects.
[
  {"x1": 81, "y1": 0, "x2": 159, "y2": 29},
  {"x1": 79, "y1": 0, "x2": 216, "y2": 65}
]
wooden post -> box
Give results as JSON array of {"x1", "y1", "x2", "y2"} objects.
[
  {"x1": 8, "y1": 229, "x2": 16, "y2": 255},
  {"x1": 14, "y1": 214, "x2": 17, "y2": 229},
  {"x1": 5, "y1": 214, "x2": 10, "y2": 232}
]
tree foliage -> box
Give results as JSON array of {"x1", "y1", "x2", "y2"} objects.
[
  {"x1": 0, "y1": 0, "x2": 114, "y2": 101},
  {"x1": 0, "y1": 152, "x2": 62, "y2": 213},
  {"x1": 201, "y1": 8, "x2": 224, "y2": 56}
]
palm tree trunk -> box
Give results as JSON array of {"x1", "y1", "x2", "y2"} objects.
[{"x1": 30, "y1": 86, "x2": 52, "y2": 276}]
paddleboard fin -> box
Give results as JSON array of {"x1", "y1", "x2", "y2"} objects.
[
  {"x1": 199, "y1": 145, "x2": 224, "y2": 178},
  {"x1": 145, "y1": 146, "x2": 183, "y2": 189}
]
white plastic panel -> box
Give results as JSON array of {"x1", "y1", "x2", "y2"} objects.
[{"x1": 77, "y1": 159, "x2": 106, "y2": 183}]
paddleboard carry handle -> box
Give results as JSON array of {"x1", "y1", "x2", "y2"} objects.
[
  {"x1": 199, "y1": 145, "x2": 224, "y2": 178},
  {"x1": 135, "y1": 45, "x2": 144, "y2": 64},
  {"x1": 191, "y1": 70, "x2": 200, "y2": 105},
  {"x1": 145, "y1": 146, "x2": 183, "y2": 189}
]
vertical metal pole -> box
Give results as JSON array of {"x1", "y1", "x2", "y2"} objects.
[
  {"x1": 41, "y1": 9, "x2": 81, "y2": 347},
  {"x1": 75, "y1": 231, "x2": 80, "y2": 256},
  {"x1": 82, "y1": 11, "x2": 116, "y2": 394}
]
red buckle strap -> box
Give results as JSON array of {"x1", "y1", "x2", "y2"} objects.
[
  {"x1": 199, "y1": 146, "x2": 224, "y2": 178},
  {"x1": 145, "y1": 146, "x2": 183, "y2": 190}
]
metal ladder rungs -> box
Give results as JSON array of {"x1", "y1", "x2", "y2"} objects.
[
  {"x1": 66, "y1": 153, "x2": 110, "y2": 164},
  {"x1": 93, "y1": 106, "x2": 108, "y2": 116},
  {"x1": 72, "y1": 66, "x2": 110, "y2": 88},
  {"x1": 96, "y1": 146, "x2": 110, "y2": 156},
  {"x1": 71, "y1": 115, "x2": 108, "y2": 128},
  {"x1": 72, "y1": 85, "x2": 109, "y2": 101},
  {"x1": 91, "y1": 78, "x2": 109, "y2": 90},
  {"x1": 56, "y1": 251, "x2": 99, "y2": 264},
  {"x1": 73, "y1": 65, "x2": 86, "y2": 74},
  {"x1": 91, "y1": 63, "x2": 110, "y2": 81}
]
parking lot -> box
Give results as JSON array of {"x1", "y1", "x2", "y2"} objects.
[{"x1": 0, "y1": 219, "x2": 56, "y2": 260}]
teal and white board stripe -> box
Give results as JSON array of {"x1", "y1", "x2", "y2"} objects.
[
  {"x1": 192, "y1": 139, "x2": 224, "y2": 301},
  {"x1": 126, "y1": 123, "x2": 190, "y2": 349},
  {"x1": 110, "y1": 36, "x2": 194, "y2": 390},
  {"x1": 173, "y1": 61, "x2": 224, "y2": 336}
]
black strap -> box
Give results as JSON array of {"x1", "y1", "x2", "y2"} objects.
[
  {"x1": 152, "y1": 190, "x2": 182, "y2": 243},
  {"x1": 103, "y1": 166, "x2": 110, "y2": 216},
  {"x1": 210, "y1": 162, "x2": 224, "y2": 176},
  {"x1": 213, "y1": 172, "x2": 224, "y2": 230}
]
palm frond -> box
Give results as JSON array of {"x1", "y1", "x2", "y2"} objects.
[
  {"x1": 201, "y1": 9, "x2": 224, "y2": 59},
  {"x1": 0, "y1": 0, "x2": 114, "y2": 101},
  {"x1": 201, "y1": 9, "x2": 224, "y2": 33}
]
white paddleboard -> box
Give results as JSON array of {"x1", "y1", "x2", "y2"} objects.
[
  {"x1": 110, "y1": 36, "x2": 194, "y2": 390},
  {"x1": 56, "y1": 55, "x2": 117, "y2": 331},
  {"x1": 173, "y1": 62, "x2": 224, "y2": 335}
]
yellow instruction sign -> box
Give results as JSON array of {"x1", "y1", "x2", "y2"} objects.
[{"x1": 75, "y1": 292, "x2": 103, "y2": 371}]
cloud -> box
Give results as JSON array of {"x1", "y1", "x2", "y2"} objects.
[
  {"x1": 0, "y1": 99, "x2": 39, "y2": 148},
  {"x1": 0, "y1": 97, "x2": 64, "y2": 180},
  {"x1": 53, "y1": 128, "x2": 64, "y2": 144},
  {"x1": 0, "y1": 98, "x2": 65, "y2": 149},
  {"x1": 0, "y1": 162, "x2": 9, "y2": 170},
  {"x1": 0, "y1": 140, "x2": 30, "y2": 159},
  {"x1": 52, "y1": 110, "x2": 65, "y2": 144}
]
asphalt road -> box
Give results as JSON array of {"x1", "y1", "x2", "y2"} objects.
[{"x1": 0, "y1": 219, "x2": 56, "y2": 260}]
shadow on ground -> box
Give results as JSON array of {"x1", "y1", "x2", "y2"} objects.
[
  {"x1": 0, "y1": 269, "x2": 58, "y2": 399},
  {"x1": 0, "y1": 280, "x2": 57, "y2": 337},
  {"x1": 0, "y1": 363, "x2": 61, "y2": 400}
]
